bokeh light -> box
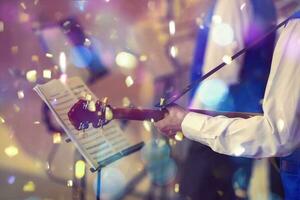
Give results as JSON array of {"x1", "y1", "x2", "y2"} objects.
[
  {"x1": 4, "y1": 145, "x2": 19, "y2": 158},
  {"x1": 70, "y1": 46, "x2": 93, "y2": 68},
  {"x1": 212, "y1": 23, "x2": 234, "y2": 46},
  {"x1": 75, "y1": 160, "x2": 86, "y2": 179},
  {"x1": 193, "y1": 79, "x2": 229, "y2": 109},
  {"x1": 94, "y1": 167, "x2": 126, "y2": 199},
  {"x1": 115, "y1": 51, "x2": 138, "y2": 69}
]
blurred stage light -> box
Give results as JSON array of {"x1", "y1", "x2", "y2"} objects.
[
  {"x1": 74, "y1": 0, "x2": 88, "y2": 12},
  {"x1": 174, "y1": 183, "x2": 180, "y2": 193},
  {"x1": 5, "y1": 145, "x2": 19, "y2": 158},
  {"x1": 23, "y1": 181, "x2": 36, "y2": 192},
  {"x1": 194, "y1": 79, "x2": 229, "y2": 109},
  {"x1": 115, "y1": 52, "x2": 137, "y2": 69},
  {"x1": 26, "y1": 70, "x2": 37, "y2": 83},
  {"x1": 141, "y1": 139, "x2": 177, "y2": 185},
  {"x1": 94, "y1": 167, "x2": 126, "y2": 199},
  {"x1": 75, "y1": 160, "x2": 86, "y2": 179},
  {"x1": 7, "y1": 176, "x2": 16, "y2": 185},
  {"x1": 70, "y1": 46, "x2": 93, "y2": 68},
  {"x1": 212, "y1": 23, "x2": 234, "y2": 46}
]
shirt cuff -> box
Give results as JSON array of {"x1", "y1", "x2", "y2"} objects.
[{"x1": 181, "y1": 112, "x2": 217, "y2": 140}]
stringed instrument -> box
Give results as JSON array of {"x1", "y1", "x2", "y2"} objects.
[{"x1": 68, "y1": 99, "x2": 260, "y2": 131}]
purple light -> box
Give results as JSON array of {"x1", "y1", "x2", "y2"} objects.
[{"x1": 7, "y1": 176, "x2": 16, "y2": 185}]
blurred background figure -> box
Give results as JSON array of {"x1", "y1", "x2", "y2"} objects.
[{"x1": 180, "y1": 0, "x2": 284, "y2": 199}]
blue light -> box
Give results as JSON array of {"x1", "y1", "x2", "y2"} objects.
[
  {"x1": 194, "y1": 79, "x2": 229, "y2": 109},
  {"x1": 70, "y1": 46, "x2": 93, "y2": 68}
]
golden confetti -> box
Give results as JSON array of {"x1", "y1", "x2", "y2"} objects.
[
  {"x1": 143, "y1": 121, "x2": 151, "y2": 132},
  {"x1": 26, "y1": 70, "x2": 37, "y2": 83},
  {"x1": 160, "y1": 98, "x2": 165, "y2": 106},
  {"x1": 17, "y1": 90, "x2": 24, "y2": 99},
  {"x1": 122, "y1": 97, "x2": 130, "y2": 107},
  {"x1": 0, "y1": 116, "x2": 5, "y2": 124},
  {"x1": 20, "y1": 2, "x2": 27, "y2": 10},
  {"x1": 105, "y1": 107, "x2": 113, "y2": 121},
  {"x1": 169, "y1": 20, "x2": 176, "y2": 35},
  {"x1": 75, "y1": 160, "x2": 86, "y2": 179},
  {"x1": 169, "y1": 138, "x2": 177, "y2": 146},
  {"x1": 23, "y1": 181, "x2": 35, "y2": 192},
  {"x1": 125, "y1": 76, "x2": 134, "y2": 87},
  {"x1": 67, "y1": 180, "x2": 73, "y2": 187},
  {"x1": 85, "y1": 94, "x2": 92, "y2": 101},
  {"x1": 88, "y1": 100, "x2": 96, "y2": 112},
  {"x1": 139, "y1": 54, "x2": 148, "y2": 62},
  {"x1": 175, "y1": 131, "x2": 184, "y2": 141},
  {"x1": 13, "y1": 104, "x2": 20, "y2": 112},
  {"x1": 43, "y1": 69, "x2": 52, "y2": 79},
  {"x1": 222, "y1": 55, "x2": 232, "y2": 65},
  {"x1": 4, "y1": 145, "x2": 19, "y2": 158},
  {"x1": 170, "y1": 46, "x2": 178, "y2": 58},
  {"x1": 84, "y1": 38, "x2": 91, "y2": 46},
  {"x1": 45, "y1": 53, "x2": 53, "y2": 58},
  {"x1": 0, "y1": 21, "x2": 4, "y2": 32},
  {"x1": 53, "y1": 132, "x2": 62, "y2": 144},
  {"x1": 31, "y1": 55, "x2": 39, "y2": 62},
  {"x1": 34, "y1": 0, "x2": 39, "y2": 5},
  {"x1": 174, "y1": 183, "x2": 180, "y2": 193},
  {"x1": 19, "y1": 12, "x2": 30, "y2": 23},
  {"x1": 11, "y1": 46, "x2": 19, "y2": 54}
]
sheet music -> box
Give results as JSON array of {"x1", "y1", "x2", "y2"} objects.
[{"x1": 34, "y1": 77, "x2": 135, "y2": 170}]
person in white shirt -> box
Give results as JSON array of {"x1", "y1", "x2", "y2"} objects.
[{"x1": 155, "y1": 3, "x2": 300, "y2": 200}]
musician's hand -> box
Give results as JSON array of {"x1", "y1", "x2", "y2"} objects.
[{"x1": 154, "y1": 104, "x2": 188, "y2": 137}]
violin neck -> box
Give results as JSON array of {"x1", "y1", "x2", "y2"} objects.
[{"x1": 111, "y1": 107, "x2": 260, "y2": 122}]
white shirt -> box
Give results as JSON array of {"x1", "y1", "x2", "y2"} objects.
[{"x1": 183, "y1": 2, "x2": 300, "y2": 158}]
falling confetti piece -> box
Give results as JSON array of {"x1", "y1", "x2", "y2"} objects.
[
  {"x1": 53, "y1": 132, "x2": 62, "y2": 144},
  {"x1": 222, "y1": 55, "x2": 232, "y2": 64},
  {"x1": 45, "y1": 53, "x2": 53, "y2": 58},
  {"x1": 170, "y1": 46, "x2": 178, "y2": 58},
  {"x1": 174, "y1": 183, "x2": 180, "y2": 193},
  {"x1": 125, "y1": 76, "x2": 134, "y2": 87},
  {"x1": 169, "y1": 20, "x2": 176, "y2": 35},
  {"x1": 4, "y1": 145, "x2": 19, "y2": 158},
  {"x1": 240, "y1": 3, "x2": 246, "y2": 10},
  {"x1": 17, "y1": 90, "x2": 24, "y2": 99},
  {"x1": 23, "y1": 181, "x2": 35, "y2": 192},
  {"x1": 0, "y1": 21, "x2": 4, "y2": 32},
  {"x1": 174, "y1": 131, "x2": 184, "y2": 141},
  {"x1": 11, "y1": 46, "x2": 19, "y2": 54},
  {"x1": 20, "y1": 2, "x2": 26, "y2": 10},
  {"x1": 0, "y1": 116, "x2": 5, "y2": 123},
  {"x1": 75, "y1": 160, "x2": 86, "y2": 179},
  {"x1": 34, "y1": 121, "x2": 40, "y2": 125},
  {"x1": 31, "y1": 55, "x2": 39, "y2": 62},
  {"x1": 19, "y1": 12, "x2": 30, "y2": 23},
  {"x1": 67, "y1": 180, "x2": 73, "y2": 187},
  {"x1": 122, "y1": 97, "x2": 130, "y2": 107},
  {"x1": 59, "y1": 52, "x2": 66, "y2": 73},
  {"x1": 160, "y1": 98, "x2": 165, "y2": 106},
  {"x1": 143, "y1": 121, "x2": 151, "y2": 132},
  {"x1": 139, "y1": 54, "x2": 148, "y2": 62},
  {"x1": 43, "y1": 69, "x2": 52, "y2": 79},
  {"x1": 26, "y1": 70, "x2": 37, "y2": 83}
]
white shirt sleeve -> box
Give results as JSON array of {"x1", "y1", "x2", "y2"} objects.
[{"x1": 182, "y1": 20, "x2": 300, "y2": 158}]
